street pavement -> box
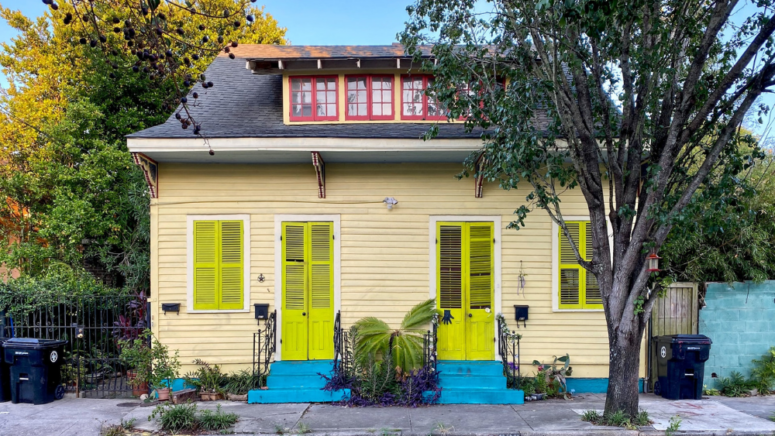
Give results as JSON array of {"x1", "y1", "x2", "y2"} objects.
[{"x1": 0, "y1": 393, "x2": 773, "y2": 435}]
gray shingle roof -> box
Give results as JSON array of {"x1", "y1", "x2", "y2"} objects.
[{"x1": 127, "y1": 57, "x2": 483, "y2": 140}]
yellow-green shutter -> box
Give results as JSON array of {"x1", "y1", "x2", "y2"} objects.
[
  {"x1": 437, "y1": 223, "x2": 465, "y2": 360},
  {"x1": 219, "y1": 220, "x2": 244, "y2": 310},
  {"x1": 193, "y1": 220, "x2": 244, "y2": 311},
  {"x1": 308, "y1": 222, "x2": 334, "y2": 360},
  {"x1": 194, "y1": 221, "x2": 219, "y2": 310},
  {"x1": 465, "y1": 222, "x2": 494, "y2": 360},
  {"x1": 558, "y1": 221, "x2": 601, "y2": 309}
]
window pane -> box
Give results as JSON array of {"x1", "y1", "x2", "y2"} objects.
[
  {"x1": 347, "y1": 90, "x2": 358, "y2": 103},
  {"x1": 383, "y1": 103, "x2": 392, "y2": 115},
  {"x1": 301, "y1": 79, "x2": 311, "y2": 91},
  {"x1": 316, "y1": 104, "x2": 326, "y2": 116},
  {"x1": 383, "y1": 90, "x2": 391, "y2": 102},
  {"x1": 348, "y1": 103, "x2": 357, "y2": 116},
  {"x1": 291, "y1": 79, "x2": 301, "y2": 91},
  {"x1": 327, "y1": 91, "x2": 336, "y2": 102},
  {"x1": 316, "y1": 80, "x2": 326, "y2": 90},
  {"x1": 358, "y1": 104, "x2": 366, "y2": 116},
  {"x1": 293, "y1": 105, "x2": 302, "y2": 116},
  {"x1": 327, "y1": 104, "x2": 336, "y2": 115},
  {"x1": 302, "y1": 92, "x2": 311, "y2": 104},
  {"x1": 302, "y1": 106, "x2": 311, "y2": 116},
  {"x1": 317, "y1": 91, "x2": 326, "y2": 104},
  {"x1": 292, "y1": 92, "x2": 301, "y2": 104},
  {"x1": 373, "y1": 104, "x2": 382, "y2": 116}
]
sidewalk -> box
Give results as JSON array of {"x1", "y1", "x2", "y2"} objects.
[{"x1": 0, "y1": 393, "x2": 773, "y2": 436}]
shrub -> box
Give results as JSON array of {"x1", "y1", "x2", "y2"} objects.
[
  {"x1": 184, "y1": 359, "x2": 226, "y2": 394},
  {"x1": 149, "y1": 402, "x2": 198, "y2": 432},
  {"x1": 198, "y1": 405, "x2": 239, "y2": 431},
  {"x1": 224, "y1": 369, "x2": 263, "y2": 395},
  {"x1": 751, "y1": 346, "x2": 775, "y2": 393},
  {"x1": 582, "y1": 409, "x2": 650, "y2": 429},
  {"x1": 717, "y1": 371, "x2": 756, "y2": 397}
]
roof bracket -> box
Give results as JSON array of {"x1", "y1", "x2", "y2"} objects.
[
  {"x1": 356, "y1": 59, "x2": 361, "y2": 68},
  {"x1": 396, "y1": 58, "x2": 401, "y2": 69},
  {"x1": 312, "y1": 151, "x2": 326, "y2": 199},
  {"x1": 317, "y1": 59, "x2": 322, "y2": 69},
  {"x1": 278, "y1": 60, "x2": 284, "y2": 70},
  {"x1": 132, "y1": 152, "x2": 158, "y2": 199},
  {"x1": 475, "y1": 154, "x2": 486, "y2": 198}
]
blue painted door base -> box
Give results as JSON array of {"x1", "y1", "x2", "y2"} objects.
[
  {"x1": 426, "y1": 361, "x2": 524, "y2": 405},
  {"x1": 247, "y1": 360, "x2": 349, "y2": 404}
]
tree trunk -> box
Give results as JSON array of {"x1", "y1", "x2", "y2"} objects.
[{"x1": 604, "y1": 330, "x2": 643, "y2": 417}]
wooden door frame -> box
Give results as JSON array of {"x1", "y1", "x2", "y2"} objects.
[
  {"x1": 274, "y1": 214, "x2": 341, "y2": 361},
  {"x1": 429, "y1": 216, "x2": 502, "y2": 361}
]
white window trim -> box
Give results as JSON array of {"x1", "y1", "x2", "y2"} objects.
[
  {"x1": 187, "y1": 214, "x2": 251, "y2": 314},
  {"x1": 274, "y1": 214, "x2": 341, "y2": 361},
  {"x1": 428, "y1": 215, "x2": 502, "y2": 362},
  {"x1": 551, "y1": 216, "x2": 613, "y2": 312}
]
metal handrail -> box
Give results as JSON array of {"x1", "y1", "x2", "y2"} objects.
[
  {"x1": 422, "y1": 316, "x2": 438, "y2": 373},
  {"x1": 498, "y1": 315, "x2": 521, "y2": 389},
  {"x1": 253, "y1": 310, "x2": 276, "y2": 378}
]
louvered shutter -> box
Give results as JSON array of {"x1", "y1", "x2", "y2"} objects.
[
  {"x1": 468, "y1": 223, "x2": 492, "y2": 310},
  {"x1": 219, "y1": 220, "x2": 243, "y2": 310},
  {"x1": 558, "y1": 222, "x2": 582, "y2": 309},
  {"x1": 283, "y1": 223, "x2": 306, "y2": 311},
  {"x1": 194, "y1": 221, "x2": 219, "y2": 310},
  {"x1": 309, "y1": 222, "x2": 334, "y2": 360},
  {"x1": 584, "y1": 224, "x2": 602, "y2": 306},
  {"x1": 438, "y1": 224, "x2": 463, "y2": 309}
]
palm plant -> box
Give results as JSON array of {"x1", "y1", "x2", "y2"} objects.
[{"x1": 353, "y1": 299, "x2": 436, "y2": 372}]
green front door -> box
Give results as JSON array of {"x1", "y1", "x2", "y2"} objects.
[
  {"x1": 436, "y1": 222, "x2": 495, "y2": 361},
  {"x1": 281, "y1": 222, "x2": 335, "y2": 361}
]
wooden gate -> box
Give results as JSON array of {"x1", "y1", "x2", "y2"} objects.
[{"x1": 648, "y1": 282, "x2": 698, "y2": 390}]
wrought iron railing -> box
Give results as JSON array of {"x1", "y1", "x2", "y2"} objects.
[
  {"x1": 497, "y1": 314, "x2": 522, "y2": 389},
  {"x1": 0, "y1": 293, "x2": 149, "y2": 398},
  {"x1": 253, "y1": 310, "x2": 276, "y2": 379},
  {"x1": 331, "y1": 311, "x2": 354, "y2": 382},
  {"x1": 422, "y1": 315, "x2": 438, "y2": 373}
]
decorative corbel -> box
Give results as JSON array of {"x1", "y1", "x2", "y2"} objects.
[
  {"x1": 132, "y1": 152, "x2": 158, "y2": 198},
  {"x1": 475, "y1": 154, "x2": 486, "y2": 198},
  {"x1": 311, "y1": 151, "x2": 325, "y2": 198}
]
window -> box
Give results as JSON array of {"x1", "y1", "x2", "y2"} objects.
[
  {"x1": 557, "y1": 221, "x2": 602, "y2": 310},
  {"x1": 344, "y1": 75, "x2": 394, "y2": 121},
  {"x1": 192, "y1": 219, "x2": 245, "y2": 311},
  {"x1": 290, "y1": 76, "x2": 338, "y2": 121},
  {"x1": 401, "y1": 75, "x2": 447, "y2": 121}
]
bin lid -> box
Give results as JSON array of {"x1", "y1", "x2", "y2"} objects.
[
  {"x1": 666, "y1": 334, "x2": 712, "y2": 344},
  {"x1": 2, "y1": 338, "x2": 68, "y2": 349}
]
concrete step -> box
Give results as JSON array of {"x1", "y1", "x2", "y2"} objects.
[
  {"x1": 426, "y1": 388, "x2": 524, "y2": 405},
  {"x1": 248, "y1": 388, "x2": 349, "y2": 404},
  {"x1": 266, "y1": 374, "x2": 328, "y2": 389},
  {"x1": 268, "y1": 360, "x2": 335, "y2": 376},
  {"x1": 436, "y1": 361, "x2": 504, "y2": 377},
  {"x1": 438, "y1": 374, "x2": 506, "y2": 390}
]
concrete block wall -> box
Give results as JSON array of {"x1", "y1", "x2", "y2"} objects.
[{"x1": 700, "y1": 281, "x2": 775, "y2": 389}]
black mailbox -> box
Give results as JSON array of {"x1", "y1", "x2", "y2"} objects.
[
  {"x1": 254, "y1": 304, "x2": 270, "y2": 320},
  {"x1": 161, "y1": 303, "x2": 180, "y2": 315},
  {"x1": 514, "y1": 305, "x2": 529, "y2": 327}
]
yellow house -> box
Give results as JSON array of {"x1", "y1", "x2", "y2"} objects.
[{"x1": 127, "y1": 44, "x2": 646, "y2": 404}]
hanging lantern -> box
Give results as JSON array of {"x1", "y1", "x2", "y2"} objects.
[{"x1": 647, "y1": 250, "x2": 661, "y2": 272}]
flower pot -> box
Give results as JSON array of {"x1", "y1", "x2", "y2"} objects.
[
  {"x1": 127, "y1": 371, "x2": 148, "y2": 397},
  {"x1": 227, "y1": 393, "x2": 247, "y2": 402},
  {"x1": 157, "y1": 387, "x2": 171, "y2": 401}
]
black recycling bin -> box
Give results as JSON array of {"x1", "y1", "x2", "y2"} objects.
[
  {"x1": 3, "y1": 338, "x2": 68, "y2": 405},
  {"x1": 0, "y1": 338, "x2": 10, "y2": 402},
  {"x1": 653, "y1": 334, "x2": 712, "y2": 400}
]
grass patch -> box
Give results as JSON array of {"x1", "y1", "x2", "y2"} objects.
[
  {"x1": 666, "y1": 415, "x2": 682, "y2": 436},
  {"x1": 581, "y1": 409, "x2": 651, "y2": 429},
  {"x1": 199, "y1": 405, "x2": 239, "y2": 432}
]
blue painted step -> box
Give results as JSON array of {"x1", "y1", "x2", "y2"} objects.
[
  {"x1": 248, "y1": 360, "x2": 347, "y2": 404},
  {"x1": 431, "y1": 361, "x2": 524, "y2": 405}
]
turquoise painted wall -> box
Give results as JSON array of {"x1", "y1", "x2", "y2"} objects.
[
  {"x1": 565, "y1": 378, "x2": 644, "y2": 394},
  {"x1": 700, "y1": 281, "x2": 775, "y2": 389}
]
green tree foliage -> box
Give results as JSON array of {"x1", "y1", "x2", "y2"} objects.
[
  {"x1": 0, "y1": 2, "x2": 286, "y2": 290},
  {"x1": 400, "y1": 0, "x2": 775, "y2": 416}
]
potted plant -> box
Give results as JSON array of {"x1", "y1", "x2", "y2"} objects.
[
  {"x1": 147, "y1": 336, "x2": 181, "y2": 401},
  {"x1": 184, "y1": 359, "x2": 226, "y2": 401},
  {"x1": 119, "y1": 331, "x2": 153, "y2": 397}
]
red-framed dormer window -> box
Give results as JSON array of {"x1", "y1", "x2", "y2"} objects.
[
  {"x1": 290, "y1": 76, "x2": 338, "y2": 122},
  {"x1": 346, "y1": 75, "x2": 394, "y2": 121},
  {"x1": 401, "y1": 75, "x2": 448, "y2": 121}
]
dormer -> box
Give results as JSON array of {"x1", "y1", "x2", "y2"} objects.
[{"x1": 243, "y1": 44, "x2": 452, "y2": 124}]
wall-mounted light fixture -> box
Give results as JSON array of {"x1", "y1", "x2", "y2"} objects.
[
  {"x1": 383, "y1": 197, "x2": 398, "y2": 210},
  {"x1": 72, "y1": 323, "x2": 85, "y2": 339}
]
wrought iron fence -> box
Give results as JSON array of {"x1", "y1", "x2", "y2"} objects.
[
  {"x1": 422, "y1": 320, "x2": 438, "y2": 373},
  {"x1": 0, "y1": 294, "x2": 149, "y2": 398},
  {"x1": 253, "y1": 310, "x2": 276, "y2": 379},
  {"x1": 498, "y1": 315, "x2": 522, "y2": 389}
]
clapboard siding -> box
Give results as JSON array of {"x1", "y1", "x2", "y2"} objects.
[{"x1": 150, "y1": 162, "x2": 645, "y2": 378}]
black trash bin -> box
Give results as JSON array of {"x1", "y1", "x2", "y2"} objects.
[
  {"x1": 0, "y1": 337, "x2": 10, "y2": 402},
  {"x1": 653, "y1": 334, "x2": 712, "y2": 400},
  {"x1": 3, "y1": 338, "x2": 68, "y2": 405}
]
